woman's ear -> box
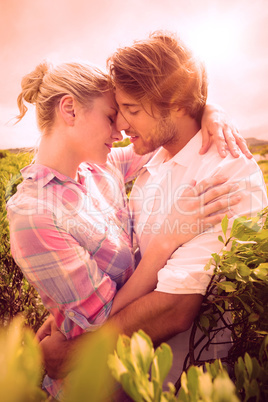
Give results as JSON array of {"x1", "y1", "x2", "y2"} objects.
[{"x1": 59, "y1": 95, "x2": 76, "y2": 126}]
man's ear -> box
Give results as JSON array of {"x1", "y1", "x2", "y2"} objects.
[{"x1": 59, "y1": 95, "x2": 76, "y2": 126}]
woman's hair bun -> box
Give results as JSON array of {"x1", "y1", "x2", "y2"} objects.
[
  {"x1": 21, "y1": 61, "x2": 50, "y2": 104},
  {"x1": 16, "y1": 61, "x2": 50, "y2": 123}
]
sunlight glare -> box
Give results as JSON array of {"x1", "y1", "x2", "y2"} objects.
[{"x1": 187, "y1": 18, "x2": 242, "y2": 67}]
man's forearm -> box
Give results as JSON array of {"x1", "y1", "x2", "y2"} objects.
[
  {"x1": 41, "y1": 291, "x2": 202, "y2": 379},
  {"x1": 108, "y1": 291, "x2": 203, "y2": 345}
]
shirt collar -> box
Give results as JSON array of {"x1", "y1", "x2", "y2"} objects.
[
  {"x1": 145, "y1": 130, "x2": 202, "y2": 176},
  {"x1": 21, "y1": 163, "x2": 88, "y2": 193}
]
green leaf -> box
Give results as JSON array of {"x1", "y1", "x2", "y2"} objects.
[
  {"x1": 186, "y1": 366, "x2": 200, "y2": 399},
  {"x1": 130, "y1": 330, "x2": 154, "y2": 374},
  {"x1": 107, "y1": 352, "x2": 127, "y2": 382},
  {"x1": 120, "y1": 372, "x2": 143, "y2": 402},
  {"x1": 217, "y1": 281, "x2": 237, "y2": 292},
  {"x1": 218, "y1": 235, "x2": 224, "y2": 243},
  {"x1": 238, "y1": 264, "x2": 251, "y2": 277},
  {"x1": 198, "y1": 372, "x2": 213, "y2": 399},
  {"x1": 152, "y1": 343, "x2": 173, "y2": 384},
  {"x1": 221, "y1": 215, "x2": 229, "y2": 237},
  {"x1": 244, "y1": 353, "x2": 253, "y2": 379},
  {"x1": 199, "y1": 314, "x2": 210, "y2": 330},
  {"x1": 248, "y1": 313, "x2": 260, "y2": 323},
  {"x1": 212, "y1": 375, "x2": 240, "y2": 401}
]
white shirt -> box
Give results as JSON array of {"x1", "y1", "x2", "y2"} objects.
[{"x1": 130, "y1": 130, "x2": 268, "y2": 383}]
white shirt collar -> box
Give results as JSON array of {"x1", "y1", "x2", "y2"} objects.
[{"x1": 145, "y1": 130, "x2": 202, "y2": 176}]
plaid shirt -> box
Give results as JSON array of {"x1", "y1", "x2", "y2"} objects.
[
  {"x1": 7, "y1": 145, "x2": 151, "y2": 337},
  {"x1": 7, "y1": 145, "x2": 151, "y2": 399}
]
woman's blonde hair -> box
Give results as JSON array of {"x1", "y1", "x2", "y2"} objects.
[
  {"x1": 17, "y1": 61, "x2": 111, "y2": 133},
  {"x1": 108, "y1": 31, "x2": 207, "y2": 123}
]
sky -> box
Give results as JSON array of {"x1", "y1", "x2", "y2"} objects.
[{"x1": 0, "y1": 0, "x2": 267, "y2": 149}]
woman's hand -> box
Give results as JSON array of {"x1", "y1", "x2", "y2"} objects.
[
  {"x1": 200, "y1": 104, "x2": 252, "y2": 159},
  {"x1": 157, "y1": 175, "x2": 241, "y2": 250}
]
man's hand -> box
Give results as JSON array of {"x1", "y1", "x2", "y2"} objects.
[
  {"x1": 36, "y1": 314, "x2": 75, "y2": 379},
  {"x1": 200, "y1": 104, "x2": 252, "y2": 159},
  {"x1": 39, "y1": 329, "x2": 72, "y2": 379},
  {"x1": 35, "y1": 314, "x2": 58, "y2": 343}
]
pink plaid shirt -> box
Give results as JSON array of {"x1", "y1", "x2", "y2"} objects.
[
  {"x1": 7, "y1": 145, "x2": 151, "y2": 399},
  {"x1": 7, "y1": 145, "x2": 151, "y2": 338}
]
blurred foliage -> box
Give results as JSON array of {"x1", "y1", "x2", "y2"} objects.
[
  {"x1": 108, "y1": 329, "x2": 176, "y2": 401},
  {"x1": 64, "y1": 326, "x2": 119, "y2": 402},
  {"x1": 113, "y1": 137, "x2": 131, "y2": 148},
  {"x1": 0, "y1": 316, "x2": 47, "y2": 402},
  {"x1": 109, "y1": 329, "x2": 261, "y2": 401},
  {"x1": 0, "y1": 317, "x2": 118, "y2": 402},
  {"x1": 0, "y1": 150, "x2": 49, "y2": 330}
]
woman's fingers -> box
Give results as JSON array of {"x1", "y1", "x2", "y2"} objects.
[
  {"x1": 183, "y1": 175, "x2": 228, "y2": 198},
  {"x1": 176, "y1": 177, "x2": 241, "y2": 224},
  {"x1": 199, "y1": 127, "x2": 212, "y2": 155},
  {"x1": 221, "y1": 126, "x2": 240, "y2": 158},
  {"x1": 209, "y1": 123, "x2": 228, "y2": 158},
  {"x1": 203, "y1": 193, "x2": 241, "y2": 218},
  {"x1": 201, "y1": 182, "x2": 240, "y2": 205},
  {"x1": 229, "y1": 129, "x2": 253, "y2": 159}
]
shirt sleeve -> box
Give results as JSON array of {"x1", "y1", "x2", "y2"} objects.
[
  {"x1": 108, "y1": 144, "x2": 155, "y2": 183},
  {"x1": 8, "y1": 209, "x2": 116, "y2": 339},
  {"x1": 155, "y1": 154, "x2": 268, "y2": 295}
]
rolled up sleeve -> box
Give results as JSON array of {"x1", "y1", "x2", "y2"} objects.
[{"x1": 9, "y1": 210, "x2": 116, "y2": 339}]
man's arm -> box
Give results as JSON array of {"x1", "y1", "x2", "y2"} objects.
[{"x1": 40, "y1": 291, "x2": 203, "y2": 379}]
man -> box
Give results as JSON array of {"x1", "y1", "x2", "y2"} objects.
[{"x1": 38, "y1": 31, "x2": 267, "y2": 392}]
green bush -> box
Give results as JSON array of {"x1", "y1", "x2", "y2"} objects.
[
  {"x1": 108, "y1": 329, "x2": 242, "y2": 401},
  {"x1": 0, "y1": 150, "x2": 48, "y2": 330},
  {"x1": 108, "y1": 210, "x2": 268, "y2": 401}
]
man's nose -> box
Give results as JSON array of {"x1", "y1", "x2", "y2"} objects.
[
  {"x1": 116, "y1": 111, "x2": 130, "y2": 132},
  {"x1": 111, "y1": 125, "x2": 123, "y2": 142}
]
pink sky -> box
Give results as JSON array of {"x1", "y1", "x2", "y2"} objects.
[{"x1": 0, "y1": 0, "x2": 267, "y2": 148}]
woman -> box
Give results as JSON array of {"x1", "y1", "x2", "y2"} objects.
[{"x1": 7, "y1": 61, "x2": 242, "y2": 399}]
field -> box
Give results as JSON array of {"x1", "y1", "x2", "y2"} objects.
[{"x1": 0, "y1": 149, "x2": 48, "y2": 330}]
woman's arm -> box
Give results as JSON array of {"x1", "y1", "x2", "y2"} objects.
[
  {"x1": 8, "y1": 210, "x2": 116, "y2": 339},
  {"x1": 110, "y1": 104, "x2": 251, "y2": 184},
  {"x1": 110, "y1": 175, "x2": 241, "y2": 315},
  {"x1": 200, "y1": 104, "x2": 252, "y2": 159}
]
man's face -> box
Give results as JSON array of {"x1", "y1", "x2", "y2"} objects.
[{"x1": 115, "y1": 88, "x2": 179, "y2": 155}]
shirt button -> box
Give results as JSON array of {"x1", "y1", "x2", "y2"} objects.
[{"x1": 68, "y1": 311, "x2": 75, "y2": 317}]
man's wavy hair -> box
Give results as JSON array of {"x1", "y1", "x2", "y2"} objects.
[{"x1": 108, "y1": 31, "x2": 208, "y2": 123}]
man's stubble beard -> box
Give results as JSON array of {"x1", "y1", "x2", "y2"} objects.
[{"x1": 134, "y1": 117, "x2": 180, "y2": 155}]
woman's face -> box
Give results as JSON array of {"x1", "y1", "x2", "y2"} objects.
[{"x1": 74, "y1": 91, "x2": 122, "y2": 164}]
